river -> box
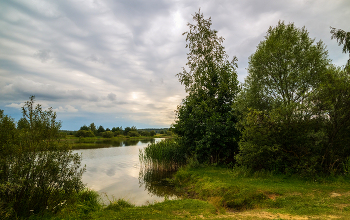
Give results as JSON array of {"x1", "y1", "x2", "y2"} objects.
[{"x1": 73, "y1": 138, "x2": 176, "y2": 206}]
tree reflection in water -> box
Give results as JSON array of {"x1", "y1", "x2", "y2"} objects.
[{"x1": 139, "y1": 167, "x2": 178, "y2": 198}]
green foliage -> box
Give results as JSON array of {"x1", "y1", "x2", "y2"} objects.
[
  {"x1": 75, "y1": 129, "x2": 95, "y2": 137},
  {"x1": 312, "y1": 66, "x2": 350, "y2": 173},
  {"x1": 173, "y1": 10, "x2": 240, "y2": 164},
  {"x1": 16, "y1": 117, "x2": 29, "y2": 130},
  {"x1": 241, "y1": 21, "x2": 329, "y2": 113},
  {"x1": 102, "y1": 131, "x2": 114, "y2": 138},
  {"x1": 139, "y1": 139, "x2": 187, "y2": 172},
  {"x1": 79, "y1": 125, "x2": 89, "y2": 131},
  {"x1": 150, "y1": 130, "x2": 156, "y2": 136},
  {"x1": 123, "y1": 126, "x2": 137, "y2": 136},
  {"x1": 0, "y1": 96, "x2": 85, "y2": 218},
  {"x1": 140, "y1": 131, "x2": 150, "y2": 136},
  {"x1": 127, "y1": 130, "x2": 140, "y2": 137},
  {"x1": 111, "y1": 126, "x2": 120, "y2": 132},
  {"x1": 236, "y1": 21, "x2": 333, "y2": 175},
  {"x1": 89, "y1": 123, "x2": 97, "y2": 135},
  {"x1": 97, "y1": 125, "x2": 105, "y2": 135},
  {"x1": 105, "y1": 199, "x2": 134, "y2": 211},
  {"x1": 330, "y1": 26, "x2": 350, "y2": 67}
]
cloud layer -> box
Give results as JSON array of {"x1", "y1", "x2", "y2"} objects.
[{"x1": 0, "y1": 0, "x2": 349, "y2": 130}]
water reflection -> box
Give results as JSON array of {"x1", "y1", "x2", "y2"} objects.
[
  {"x1": 73, "y1": 138, "x2": 176, "y2": 206},
  {"x1": 139, "y1": 169, "x2": 178, "y2": 198}
]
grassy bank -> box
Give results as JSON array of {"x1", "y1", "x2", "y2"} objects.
[
  {"x1": 171, "y1": 166, "x2": 350, "y2": 219},
  {"x1": 25, "y1": 166, "x2": 350, "y2": 219}
]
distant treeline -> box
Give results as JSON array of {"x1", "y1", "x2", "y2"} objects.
[{"x1": 60, "y1": 125, "x2": 172, "y2": 138}]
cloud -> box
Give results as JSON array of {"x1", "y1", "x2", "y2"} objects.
[
  {"x1": 53, "y1": 105, "x2": 78, "y2": 113},
  {"x1": 0, "y1": 0, "x2": 349, "y2": 130},
  {"x1": 34, "y1": 49, "x2": 52, "y2": 63},
  {"x1": 5, "y1": 103, "x2": 23, "y2": 109},
  {"x1": 107, "y1": 93, "x2": 116, "y2": 101}
]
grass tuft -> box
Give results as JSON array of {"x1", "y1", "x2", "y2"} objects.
[{"x1": 139, "y1": 139, "x2": 187, "y2": 172}]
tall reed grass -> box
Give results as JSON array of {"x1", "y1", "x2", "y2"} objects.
[{"x1": 139, "y1": 139, "x2": 187, "y2": 172}]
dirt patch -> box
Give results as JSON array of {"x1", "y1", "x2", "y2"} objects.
[
  {"x1": 330, "y1": 192, "x2": 342, "y2": 197},
  {"x1": 266, "y1": 193, "x2": 278, "y2": 200}
]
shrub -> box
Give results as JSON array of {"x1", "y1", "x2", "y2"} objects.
[
  {"x1": 141, "y1": 131, "x2": 150, "y2": 136},
  {"x1": 75, "y1": 130, "x2": 95, "y2": 137},
  {"x1": 127, "y1": 131, "x2": 140, "y2": 137},
  {"x1": 102, "y1": 131, "x2": 114, "y2": 138},
  {"x1": 0, "y1": 96, "x2": 86, "y2": 218}
]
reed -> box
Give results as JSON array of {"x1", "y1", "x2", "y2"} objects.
[{"x1": 139, "y1": 139, "x2": 187, "y2": 172}]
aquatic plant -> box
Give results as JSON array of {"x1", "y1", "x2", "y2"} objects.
[{"x1": 139, "y1": 139, "x2": 187, "y2": 172}]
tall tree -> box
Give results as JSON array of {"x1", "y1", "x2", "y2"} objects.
[
  {"x1": 173, "y1": 10, "x2": 240, "y2": 163},
  {"x1": 89, "y1": 122, "x2": 97, "y2": 135},
  {"x1": 236, "y1": 21, "x2": 330, "y2": 173}
]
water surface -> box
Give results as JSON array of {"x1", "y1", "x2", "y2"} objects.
[{"x1": 73, "y1": 138, "x2": 175, "y2": 205}]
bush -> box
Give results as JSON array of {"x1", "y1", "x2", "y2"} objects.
[
  {"x1": 0, "y1": 96, "x2": 85, "y2": 218},
  {"x1": 127, "y1": 131, "x2": 140, "y2": 137},
  {"x1": 75, "y1": 130, "x2": 95, "y2": 137},
  {"x1": 102, "y1": 131, "x2": 114, "y2": 138},
  {"x1": 141, "y1": 131, "x2": 150, "y2": 136}
]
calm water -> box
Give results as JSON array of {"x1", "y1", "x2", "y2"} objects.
[{"x1": 73, "y1": 138, "x2": 175, "y2": 206}]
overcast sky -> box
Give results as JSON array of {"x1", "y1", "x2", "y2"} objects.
[{"x1": 0, "y1": 0, "x2": 349, "y2": 130}]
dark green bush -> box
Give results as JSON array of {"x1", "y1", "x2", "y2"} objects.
[
  {"x1": 127, "y1": 131, "x2": 140, "y2": 137},
  {"x1": 102, "y1": 131, "x2": 114, "y2": 138},
  {"x1": 75, "y1": 130, "x2": 95, "y2": 137}
]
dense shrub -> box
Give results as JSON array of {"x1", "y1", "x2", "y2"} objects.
[
  {"x1": 127, "y1": 131, "x2": 140, "y2": 137},
  {"x1": 102, "y1": 131, "x2": 114, "y2": 138},
  {"x1": 0, "y1": 96, "x2": 85, "y2": 218},
  {"x1": 75, "y1": 130, "x2": 95, "y2": 137}
]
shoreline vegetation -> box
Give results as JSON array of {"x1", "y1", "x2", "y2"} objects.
[{"x1": 60, "y1": 134, "x2": 172, "y2": 150}]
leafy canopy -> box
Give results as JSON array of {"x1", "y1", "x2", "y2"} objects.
[
  {"x1": 237, "y1": 21, "x2": 331, "y2": 174},
  {"x1": 174, "y1": 10, "x2": 239, "y2": 164}
]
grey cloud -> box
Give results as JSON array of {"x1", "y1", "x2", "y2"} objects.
[
  {"x1": 34, "y1": 49, "x2": 52, "y2": 63},
  {"x1": 147, "y1": 104, "x2": 165, "y2": 110},
  {"x1": 107, "y1": 93, "x2": 116, "y2": 101},
  {"x1": 1, "y1": 0, "x2": 349, "y2": 130},
  {"x1": 87, "y1": 54, "x2": 105, "y2": 63}
]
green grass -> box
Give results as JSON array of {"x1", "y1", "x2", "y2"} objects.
[
  {"x1": 139, "y1": 139, "x2": 187, "y2": 172},
  {"x1": 170, "y1": 165, "x2": 350, "y2": 219},
  {"x1": 91, "y1": 199, "x2": 217, "y2": 219}
]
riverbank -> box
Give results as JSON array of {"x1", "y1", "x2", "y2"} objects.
[
  {"x1": 61, "y1": 135, "x2": 171, "y2": 149},
  {"x1": 28, "y1": 166, "x2": 350, "y2": 219}
]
